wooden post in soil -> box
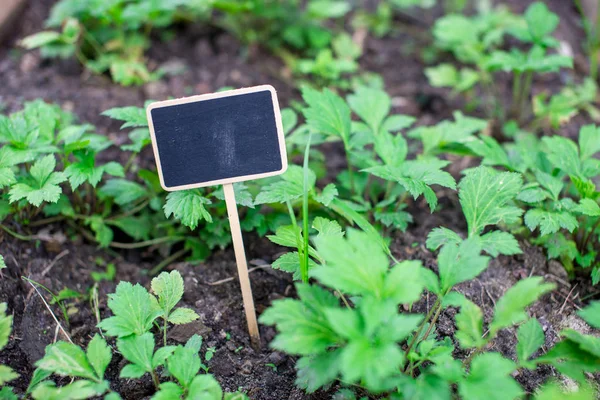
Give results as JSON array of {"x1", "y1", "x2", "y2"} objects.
[
  {"x1": 146, "y1": 85, "x2": 287, "y2": 348},
  {"x1": 223, "y1": 183, "x2": 260, "y2": 348}
]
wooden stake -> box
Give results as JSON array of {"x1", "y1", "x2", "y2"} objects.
[{"x1": 223, "y1": 183, "x2": 261, "y2": 349}]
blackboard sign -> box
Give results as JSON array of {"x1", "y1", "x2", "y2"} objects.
[{"x1": 147, "y1": 85, "x2": 288, "y2": 191}]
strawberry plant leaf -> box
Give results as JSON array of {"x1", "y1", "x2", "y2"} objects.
[
  {"x1": 166, "y1": 344, "x2": 201, "y2": 389},
  {"x1": 524, "y1": 2, "x2": 559, "y2": 46},
  {"x1": 365, "y1": 159, "x2": 456, "y2": 212},
  {"x1": 117, "y1": 333, "x2": 154, "y2": 377},
  {"x1": 458, "y1": 353, "x2": 522, "y2": 400},
  {"x1": 459, "y1": 167, "x2": 523, "y2": 237},
  {"x1": 573, "y1": 199, "x2": 600, "y2": 216},
  {"x1": 524, "y1": 209, "x2": 578, "y2": 236},
  {"x1": 164, "y1": 190, "x2": 212, "y2": 230},
  {"x1": 35, "y1": 341, "x2": 98, "y2": 381},
  {"x1": 9, "y1": 155, "x2": 67, "y2": 207},
  {"x1": 153, "y1": 382, "x2": 183, "y2": 400},
  {"x1": 477, "y1": 230, "x2": 522, "y2": 257},
  {"x1": 426, "y1": 227, "x2": 462, "y2": 251},
  {"x1": 347, "y1": 86, "x2": 390, "y2": 135},
  {"x1": 578, "y1": 302, "x2": 600, "y2": 329},
  {"x1": 0, "y1": 365, "x2": 18, "y2": 386},
  {"x1": 99, "y1": 179, "x2": 148, "y2": 206},
  {"x1": 64, "y1": 152, "x2": 124, "y2": 190},
  {"x1": 260, "y1": 283, "x2": 340, "y2": 355},
  {"x1": 187, "y1": 375, "x2": 223, "y2": 399},
  {"x1": 151, "y1": 271, "x2": 184, "y2": 317},
  {"x1": 542, "y1": 136, "x2": 581, "y2": 177},
  {"x1": 382, "y1": 260, "x2": 429, "y2": 304},
  {"x1": 578, "y1": 125, "x2": 600, "y2": 161},
  {"x1": 0, "y1": 303, "x2": 11, "y2": 350},
  {"x1": 312, "y1": 217, "x2": 343, "y2": 239},
  {"x1": 213, "y1": 183, "x2": 254, "y2": 208},
  {"x1": 301, "y1": 87, "x2": 351, "y2": 147},
  {"x1": 254, "y1": 165, "x2": 316, "y2": 205},
  {"x1": 97, "y1": 282, "x2": 162, "y2": 337},
  {"x1": 86, "y1": 334, "x2": 112, "y2": 379},
  {"x1": 438, "y1": 239, "x2": 490, "y2": 293},
  {"x1": 312, "y1": 229, "x2": 388, "y2": 297},
  {"x1": 443, "y1": 292, "x2": 485, "y2": 349},
  {"x1": 490, "y1": 277, "x2": 555, "y2": 335},
  {"x1": 102, "y1": 106, "x2": 148, "y2": 129},
  {"x1": 31, "y1": 380, "x2": 107, "y2": 400},
  {"x1": 167, "y1": 308, "x2": 199, "y2": 325},
  {"x1": 517, "y1": 318, "x2": 544, "y2": 367}
]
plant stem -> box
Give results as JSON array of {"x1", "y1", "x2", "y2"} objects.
[
  {"x1": 163, "y1": 317, "x2": 168, "y2": 347},
  {"x1": 403, "y1": 297, "x2": 441, "y2": 371},
  {"x1": 511, "y1": 71, "x2": 522, "y2": 118},
  {"x1": 286, "y1": 199, "x2": 305, "y2": 278},
  {"x1": 581, "y1": 217, "x2": 600, "y2": 253},
  {"x1": 301, "y1": 133, "x2": 312, "y2": 283},
  {"x1": 0, "y1": 224, "x2": 34, "y2": 241},
  {"x1": 151, "y1": 370, "x2": 160, "y2": 390}
]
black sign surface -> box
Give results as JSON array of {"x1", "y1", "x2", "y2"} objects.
[{"x1": 147, "y1": 85, "x2": 287, "y2": 191}]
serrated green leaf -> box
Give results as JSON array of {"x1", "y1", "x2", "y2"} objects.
[
  {"x1": 314, "y1": 183, "x2": 338, "y2": 206},
  {"x1": 254, "y1": 165, "x2": 315, "y2": 205},
  {"x1": 167, "y1": 308, "x2": 199, "y2": 325},
  {"x1": 31, "y1": 380, "x2": 107, "y2": 400},
  {"x1": 490, "y1": 277, "x2": 555, "y2": 334},
  {"x1": 117, "y1": 333, "x2": 154, "y2": 376},
  {"x1": 86, "y1": 335, "x2": 111, "y2": 379},
  {"x1": 438, "y1": 239, "x2": 490, "y2": 293},
  {"x1": 459, "y1": 353, "x2": 522, "y2": 400},
  {"x1": 301, "y1": 87, "x2": 351, "y2": 147},
  {"x1": 443, "y1": 292, "x2": 485, "y2": 349},
  {"x1": 0, "y1": 302, "x2": 11, "y2": 350},
  {"x1": 517, "y1": 318, "x2": 544, "y2": 367},
  {"x1": 348, "y1": 86, "x2": 390, "y2": 135},
  {"x1": 573, "y1": 199, "x2": 600, "y2": 216},
  {"x1": 524, "y1": 209, "x2": 578, "y2": 236},
  {"x1": 99, "y1": 179, "x2": 147, "y2": 205},
  {"x1": 542, "y1": 136, "x2": 581, "y2": 177},
  {"x1": 459, "y1": 167, "x2": 523, "y2": 237},
  {"x1": 35, "y1": 341, "x2": 97, "y2": 380},
  {"x1": 313, "y1": 228, "x2": 389, "y2": 297},
  {"x1": 102, "y1": 106, "x2": 148, "y2": 129},
  {"x1": 9, "y1": 155, "x2": 66, "y2": 206},
  {"x1": 0, "y1": 365, "x2": 18, "y2": 385},
  {"x1": 187, "y1": 375, "x2": 223, "y2": 400},
  {"x1": 426, "y1": 227, "x2": 462, "y2": 251},
  {"x1": 97, "y1": 282, "x2": 161, "y2": 337},
  {"x1": 164, "y1": 190, "x2": 212, "y2": 229},
  {"x1": 152, "y1": 382, "x2": 183, "y2": 400},
  {"x1": 167, "y1": 345, "x2": 201, "y2": 389},
  {"x1": 478, "y1": 230, "x2": 522, "y2": 256},
  {"x1": 382, "y1": 260, "x2": 427, "y2": 303},
  {"x1": 260, "y1": 283, "x2": 340, "y2": 355},
  {"x1": 151, "y1": 271, "x2": 184, "y2": 316},
  {"x1": 578, "y1": 302, "x2": 600, "y2": 329},
  {"x1": 579, "y1": 125, "x2": 600, "y2": 161},
  {"x1": 525, "y1": 1, "x2": 559, "y2": 44},
  {"x1": 312, "y1": 217, "x2": 343, "y2": 239}
]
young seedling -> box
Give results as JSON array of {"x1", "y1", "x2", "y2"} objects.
[{"x1": 261, "y1": 226, "x2": 599, "y2": 398}]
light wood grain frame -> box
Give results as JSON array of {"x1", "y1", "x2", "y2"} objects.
[{"x1": 146, "y1": 85, "x2": 288, "y2": 192}]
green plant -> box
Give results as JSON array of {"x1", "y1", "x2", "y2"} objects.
[
  {"x1": 20, "y1": 0, "x2": 211, "y2": 85},
  {"x1": 574, "y1": 0, "x2": 600, "y2": 81},
  {"x1": 17, "y1": 273, "x2": 248, "y2": 399},
  {"x1": 261, "y1": 227, "x2": 600, "y2": 399},
  {"x1": 427, "y1": 166, "x2": 523, "y2": 256},
  {"x1": 427, "y1": 2, "x2": 573, "y2": 125},
  {"x1": 0, "y1": 303, "x2": 19, "y2": 400},
  {"x1": 31, "y1": 335, "x2": 118, "y2": 399},
  {"x1": 98, "y1": 270, "x2": 198, "y2": 344}
]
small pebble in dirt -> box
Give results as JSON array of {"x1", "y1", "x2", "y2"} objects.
[
  {"x1": 266, "y1": 351, "x2": 285, "y2": 366},
  {"x1": 548, "y1": 260, "x2": 569, "y2": 282},
  {"x1": 240, "y1": 360, "x2": 253, "y2": 375},
  {"x1": 226, "y1": 341, "x2": 237, "y2": 352}
]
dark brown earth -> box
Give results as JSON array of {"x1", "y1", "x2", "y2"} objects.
[{"x1": 0, "y1": 0, "x2": 599, "y2": 399}]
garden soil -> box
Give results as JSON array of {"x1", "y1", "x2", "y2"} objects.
[{"x1": 0, "y1": 1, "x2": 599, "y2": 399}]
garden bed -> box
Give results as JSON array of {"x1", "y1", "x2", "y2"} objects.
[{"x1": 1, "y1": 1, "x2": 599, "y2": 399}]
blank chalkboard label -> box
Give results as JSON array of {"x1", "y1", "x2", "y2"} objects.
[{"x1": 147, "y1": 85, "x2": 288, "y2": 191}]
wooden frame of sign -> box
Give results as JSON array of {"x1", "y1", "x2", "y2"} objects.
[{"x1": 146, "y1": 85, "x2": 288, "y2": 348}]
